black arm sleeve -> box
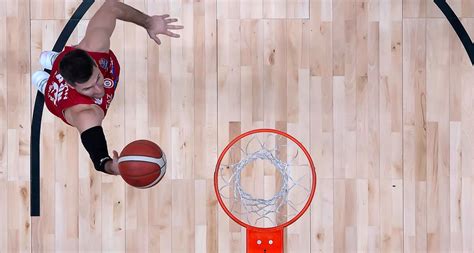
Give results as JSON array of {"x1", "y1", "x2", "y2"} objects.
[{"x1": 80, "y1": 126, "x2": 113, "y2": 174}]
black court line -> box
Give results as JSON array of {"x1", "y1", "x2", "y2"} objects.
[
  {"x1": 435, "y1": 0, "x2": 474, "y2": 65},
  {"x1": 30, "y1": 0, "x2": 94, "y2": 217}
]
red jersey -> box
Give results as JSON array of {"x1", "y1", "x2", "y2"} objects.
[{"x1": 44, "y1": 46, "x2": 120, "y2": 126}]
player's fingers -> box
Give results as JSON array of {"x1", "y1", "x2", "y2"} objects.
[
  {"x1": 161, "y1": 14, "x2": 170, "y2": 19},
  {"x1": 113, "y1": 150, "x2": 119, "y2": 159},
  {"x1": 165, "y1": 18, "x2": 178, "y2": 24},
  {"x1": 165, "y1": 31, "x2": 180, "y2": 38},
  {"x1": 151, "y1": 34, "x2": 162, "y2": 45},
  {"x1": 166, "y1": 25, "x2": 184, "y2": 30}
]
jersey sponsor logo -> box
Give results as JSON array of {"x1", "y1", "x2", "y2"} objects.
[
  {"x1": 99, "y1": 58, "x2": 109, "y2": 69},
  {"x1": 48, "y1": 73, "x2": 69, "y2": 105},
  {"x1": 103, "y1": 78, "x2": 114, "y2": 88},
  {"x1": 106, "y1": 94, "x2": 114, "y2": 110},
  {"x1": 109, "y1": 58, "x2": 117, "y2": 77},
  {"x1": 109, "y1": 59, "x2": 119, "y2": 88}
]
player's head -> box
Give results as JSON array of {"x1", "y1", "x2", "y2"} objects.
[{"x1": 59, "y1": 49, "x2": 105, "y2": 99}]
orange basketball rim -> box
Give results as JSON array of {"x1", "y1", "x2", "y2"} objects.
[{"x1": 214, "y1": 128, "x2": 317, "y2": 253}]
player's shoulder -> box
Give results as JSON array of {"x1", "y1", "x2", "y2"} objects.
[{"x1": 76, "y1": 42, "x2": 110, "y2": 54}]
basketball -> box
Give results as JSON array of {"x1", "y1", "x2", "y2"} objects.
[{"x1": 118, "y1": 140, "x2": 167, "y2": 189}]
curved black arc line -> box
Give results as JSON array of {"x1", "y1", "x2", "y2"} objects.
[
  {"x1": 30, "y1": 0, "x2": 95, "y2": 217},
  {"x1": 434, "y1": 0, "x2": 474, "y2": 65}
]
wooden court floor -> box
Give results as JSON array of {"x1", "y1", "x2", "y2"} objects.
[{"x1": 1, "y1": 0, "x2": 474, "y2": 252}]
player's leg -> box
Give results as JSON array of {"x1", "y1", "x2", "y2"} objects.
[
  {"x1": 39, "y1": 51, "x2": 59, "y2": 70},
  {"x1": 32, "y1": 70, "x2": 50, "y2": 94}
]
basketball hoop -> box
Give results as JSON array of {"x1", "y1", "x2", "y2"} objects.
[{"x1": 214, "y1": 129, "x2": 317, "y2": 252}]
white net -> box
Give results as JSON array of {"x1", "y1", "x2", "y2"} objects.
[{"x1": 217, "y1": 131, "x2": 314, "y2": 228}]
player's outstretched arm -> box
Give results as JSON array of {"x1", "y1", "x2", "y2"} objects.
[
  {"x1": 78, "y1": 0, "x2": 183, "y2": 52},
  {"x1": 78, "y1": 0, "x2": 119, "y2": 53},
  {"x1": 113, "y1": 1, "x2": 184, "y2": 45}
]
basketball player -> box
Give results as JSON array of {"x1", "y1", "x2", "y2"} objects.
[{"x1": 31, "y1": 1, "x2": 183, "y2": 175}]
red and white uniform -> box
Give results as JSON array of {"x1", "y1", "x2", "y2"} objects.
[{"x1": 44, "y1": 46, "x2": 120, "y2": 126}]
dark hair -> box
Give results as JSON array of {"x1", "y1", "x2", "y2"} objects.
[{"x1": 59, "y1": 49, "x2": 96, "y2": 86}]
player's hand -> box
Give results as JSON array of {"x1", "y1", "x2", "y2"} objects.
[
  {"x1": 105, "y1": 150, "x2": 120, "y2": 175},
  {"x1": 145, "y1": 14, "x2": 184, "y2": 45}
]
